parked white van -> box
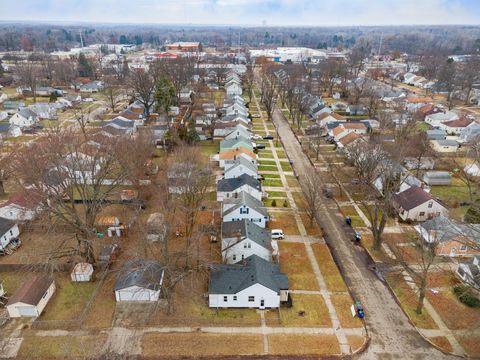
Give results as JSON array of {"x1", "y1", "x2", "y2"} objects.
[{"x1": 271, "y1": 229, "x2": 284, "y2": 240}]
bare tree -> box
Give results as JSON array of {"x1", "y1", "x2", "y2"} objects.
[
  {"x1": 260, "y1": 73, "x2": 277, "y2": 121},
  {"x1": 102, "y1": 76, "x2": 123, "y2": 113},
  {"x1": 391, "y1": 231, "x2": 440, "y2": 315},
  {"x1": 301, "y1": 169, "x2": 322, "y2": 227},
  {"x1": 243, "y1": 66, "x2": 255, "y2": 102},
  {"x1": 128, "y1": 68, "x2": 156, "y2": 116},
  {"x1": 13, "y1": 129, "x2": 152, "y2": 265},
  {"x1": 458, "y1": 57, "x2": 480, "y2": 105},
  {"x1": 153, "y1": 56, "x2": 197, "y2": 99},
  {"x1": 15, "y1": 61, "x2": 41, "y2": 102},
  {"x1": 437, "y1": 58, "x2": 457, "y2": 110},
  {"x1": 0, "y1": 143, "x2": 14, "y2": 196}
]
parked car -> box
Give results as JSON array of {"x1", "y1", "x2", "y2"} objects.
[
  {"x1": 251, "y1": 134, "x2": 263, "y2": 140},
  {"x1": 255, "y1": 144, "x2": 266, "y2": 150},
  {"x1": 263, "y1": 135, "x2": 274, "y2": 140},
  {"x1": 271, "y1": 229, "x2": 285, "y2": 240}
]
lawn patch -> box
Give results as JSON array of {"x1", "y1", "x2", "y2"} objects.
[
  {"x1": 348, "y1": 335, "x2": 366, "y2": 352},
  {"x1": 268, "y1": 211, "x2": 300, "y2": 235},
  {"x1": 267, "y1": 191, "x2": 287, "y2": 198},
  {"x1": 428, "y1": 336, "x2": 453, "y2": 353},
  {"x1": 142, "y1": 333, "x2": 263, "y2": 357},
  {"x1": 285, "y1": 175, "x2": 299, "y2": 188},
  {"x1": 84, "y1": 272, "x2": 116, "y2": 328},
  {"x1": 268, "y1": 334, "x2": 340, "y2": 355},
  {"x1": 331, "y1": 294, "x2": 363, "y2": 328},
  {"x1": 311, "y1": 244, "x2": 348, "y2": 293},
  {"x1": 277, "y1": 294, "x2": 331, "y2": 327},
  {"x1": 456, "y1": 334, "x2": 480, "y2": 357},
  {"x1": 278, "y1": 242, "x2": 318, "y2": 290}
]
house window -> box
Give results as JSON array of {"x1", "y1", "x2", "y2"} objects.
[
  {"x1": 243, "y1": 243, "x2": 247, "y2": 249},
  {"x1": 248, "y1": 296, "x2": 255, "y2": 302},
  {"x1": 9, "y1": 230, "x2": 13, "y2": 236},
  {"x1": 233, "y1": 296, "x2": 237, "y2": 301},
  {"x1": 428, "y1": 202, "x2": 433, "y2": 208},
  {"x1": 233, "y1": 255, "x2": 236, "y2": 261},
  {"x1": 419, "y1": 212, "x2": 425, "y2": 217},
  {"x1": 460, "y1": 245, "x2": 467, "y2": 251},
  {"x1": 223, "y1": 296, "x2": 228, "y2": 302},
  {"x1": 247, "y1": 242, "x2": 251, "y2": 249},
  {"x1": 240, "y1": 207, "x2": 249, "y2": 214}
]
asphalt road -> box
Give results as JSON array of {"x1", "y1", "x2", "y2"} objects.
[{"x1": 271, "y1": 106, "x2": 455, "y2": 359}]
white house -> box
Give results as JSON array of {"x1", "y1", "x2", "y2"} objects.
[
  {"x1": 0, "y1": 217, "x2": 20, "y2": 251},
  {"x1": 459, "y1": 122, "x2": 480, "y2": 143},
  {"x1": 0, "y1": 194, "x2": 37, "y2": 221},
  {"x1": 430, "y1": 139, "x2": 459, "y2": 153},
  {"x1": 225, "y1": 127, "x2": 251, "y2": 140},
  {"x1": 224, "y1": 157, "x2": 258, "y2": 180},
  {"x1": 208, "y1": 255, "x2": 288, "y2": 309},
  {"x1": 438, "y1": 118, "x2": 473, "y2": 135},
  {"x1": 9, "y1": 108, "x2": 38, "y2": 128},
  {"x1": 393, "y1": 186, "x2": 448, "y2": 222},
  {"x1": 221, "y1": 219, "x2": 276, "y2": 264},
  {"x1": 7, "y1": 276, "x2": 56, "y2": 317},
  {"x1": 226, "y1": 82, "x2": 242, "y2": 96},
  {"x1": 464, "y1": 163, "x2": 480, "y2": 177},
  {"x1": 217, "y1": 174, "x2": 262, "y2": 202},
  {"x1": 222, "y1": 191, "x2": 269, "y2": 228},
  {"x1": 114, "y1": 260, "x2": 164, "y2": 302}
]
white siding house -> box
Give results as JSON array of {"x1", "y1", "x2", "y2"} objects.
[
  {"x1": 393, "y1": 186, "x2": 448, "y2": 222},
  {"x1": 208, "y1": 255, "x2": 288, "y2": 309},
  {"x1": 224, "y1": 157, "x2": 258, "y2": 179},
  {"x1": 217, "y1": 174, "x2": 262, "y2": 202},
  {"x1": 226, "y1": 83, "x2": 242, "y2": 96},
  {"x1": 0, "y1": 218, "x2": 20, "y2": 250},
  {"x1": 222, "y1": 192, "x2": 269, "y2": 228}
]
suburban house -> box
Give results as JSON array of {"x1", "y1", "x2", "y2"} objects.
[
  {"x1": 405, "y1": 97, "x2": 433, "y2": 112},
  {"x1": 329, "y1": 122, "x2": 368, "y2": 141},
  {"x1": 425, "y1": 111, "x2": 459, "y2": 127},
  {"x1": 393, "y1": 186, "x2": 448, "y2": 222},
  {"x1": 225, "y1": 126, "x2": 251, "y2": 140},
  {"x1": 464, "y1": 163, "x2": 480, "y2": 177},
  {"x1": 28, "y1": 103, "x2": 57, "y2": 120},
  {"x1": 214, "y1": 122, "x2": 251, "y2": 138},
  {"x1": 438, "y1": 118, "x2": 473, "y2": 135},
  {"x1": 0, "y1": 217, "x2": 20, "y2": 251},
  {"x1": 426, "y1": 129, "x2": 447, "y2": 141},
  {"x1": 102, "y1": 117, "x2": 136, "y2": 136},
  {"x1": 221, "y1": 219, "x2": 276, "y2": 263},
  {"x1": 6, "y1": 276, "x2": 56, "y2": 317},
  {"x1": 459, "y1": 122, "x2": 480, "y2": 143},
  {"x1": 423, "y1": 171, "x2": 452, "y2": 186},
  {"x1": 114, "y1": 260, "x2": 164, "y2": 302},
  {"x1": 414, "y1": 215, "x2": 480, "y2": 257},
  {"x1": 456, "y1": 256, "x2": 480, "y2": 288},
  {"x1": 217, "y1": 174, "x2": 262, "y2": 202},
  {"x1": 430, "y1": 139, "x2": 459, "y2": 153},
  {"x1": 336, "y1": 132, "x2": 363, "y2": 152},
  {"x1": 404, "y1": 157, "x2": 435, "y2": 171},
  {"x1": 217, "y1": 147, "x2": 257, "y2": 168},
  {"x1": 226, "y1": 82, "x2": 242, "y2": 96},
  {"x1": 317, "y1": 112, "x2": 346, "y2": 127},
  {"x1": 224, "y1": 156, "x2": 259, "y2": 180},
  {"x1": 79, "y1": 81, "x2": 103, "y2": 93},
  {"x1": 222, "y1": 191, "x2": 269, "y2": 228},
  {"x1": 208, "y1": 255, "x2": 289, "y2": 309},
  {"x1": 0, "y1": 193, "x2": 38, "y2": 221},
  {"x1": 220, "y1": 136, "x2": 253, "y2": 152},
  {"x1": 9, "y1": 108, "x2": 38, "y2": 128}
]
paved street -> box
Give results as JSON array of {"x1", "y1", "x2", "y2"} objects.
[{"x1": 270, "y1": 105, "x2": 455, "y2": 359}]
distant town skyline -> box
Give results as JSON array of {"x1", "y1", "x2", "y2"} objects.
[{"x1": 1, "y1": 0, "x2": 480, "y2": 26}]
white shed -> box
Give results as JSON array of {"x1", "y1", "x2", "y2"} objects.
[
  {"x1": 6, "y1": 276, "x2": 55, "y2": 318},
  {"x1": 71, "y1": 263, "x2": 94, "y2": 282}
]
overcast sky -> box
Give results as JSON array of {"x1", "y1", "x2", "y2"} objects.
[{"x1": 1, "y1": 0, "x2": 479, "y2": 26}]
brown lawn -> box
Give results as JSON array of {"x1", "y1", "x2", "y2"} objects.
[
  {"x1": 142, "y1": 333, "x2": 263, "y2": 357},
  {"x1": 268, "y1": 211, "x2": 300, "y2": 235},
  {"x1": 276, "y1": 294, "x2": 331, "y2": 327},
  {"x1": 347, "y1": 335, "x2": 367, "y2": 353},
  {"x1": 18, "y1": 335, "x2": 107, "y2": 359},
  {"x1": 331, "y1": 294, "x2": 364, "y2": 328},
  {"x1": 84, "y1": 272, "x2": 116, "y2": 328},
  {"x1": 311, "y1": 244, "x2": 348, "y2": 293},
  {"x1": 300, "y1": 213, "x2": 322, "y2": 236},
  {"x1": 426, "y1": 290, "x2": 480, "y2": 330},
  {"x1": 428, "y1": 336, "x2": 453, "y2": 353},
  {"x1": 278, "y1": 242, "x2": 318, "y2": 291},
  {"x1": 267, "y1": 334, "x2": 340, "y2": 355},
  {"x1": 456, "y1": 334, "x2": 480, "y2": 357},
  {"x1": 385, "y1": 273, "x2": 438, "y2": 329}
]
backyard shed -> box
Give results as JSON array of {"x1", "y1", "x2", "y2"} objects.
[
  {"x1": 6, "y1": 276, "x2": 55, "y2": 318},
  {"x1": 71, "y1": 263, "x2": 94, "y2": 282},
  {"x1": 423, "y1": 171, "x2": 452, "y2": 186}
]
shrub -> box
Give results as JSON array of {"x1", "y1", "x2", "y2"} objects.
[
  {"x1": 283, "y1": 200, "x2": 288, "y2": 207},
  {"x1": 271, "y1": 199, "x2": 277, "y2": 207},
  {"x1": 453, "y1": 284, "x2": 480, "y2": 308}
]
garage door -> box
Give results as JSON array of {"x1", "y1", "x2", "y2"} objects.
[
  {"x1": 118, "y1": 290, "x2": 150, "y2": 301},
  {"x1": 16, "y1": 306, "x2": 37, "y2": 317}
]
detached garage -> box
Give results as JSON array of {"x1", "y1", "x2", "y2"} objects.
[
  {"x1": 6, "y1": 276, "x2": 55, "y2": 318},
  {"x1": 114, "y1": 260, "x2": 164, "y2": 302}
]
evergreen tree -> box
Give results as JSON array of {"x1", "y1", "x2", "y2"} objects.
[
  {"x1": 155, "y1": 75, "x2": 176, "y2": 114},
  {"x1": 77, "y1": 53, "x2": 94, "y2": 78}
]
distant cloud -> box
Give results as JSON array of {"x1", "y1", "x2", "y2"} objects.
[{"x1": 1, "y1": 0, "x2": 479, "y2": 25}]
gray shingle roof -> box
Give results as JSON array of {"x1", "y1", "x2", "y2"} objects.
[
  {"x1": 217, "y1": 174, "x2": 261, "y2": 193},
  {"x1": 224, "y1": 156, "x2": 258, "y2": 174},
  {"x1": 221, "y1": 219, "x2": 272, "y2": 251},
  {"x1": 418, "y1": 215, "x2": 480, "y2": 244},
  {"x1": 209, "y1": 255, "x2": 288, "y2": 294},
  {"x1": 222, "y1": 191, "x2": 268, "y2": 218},
  {"x1": 114, "y1": 259, "x2": 164, "y2": 291},
  {"x1": 220, "y1": 136, "x2": 252, "y2": 150},
  {"x1": 0, "y1": 217, "x2": 16, "y2": 236}
]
